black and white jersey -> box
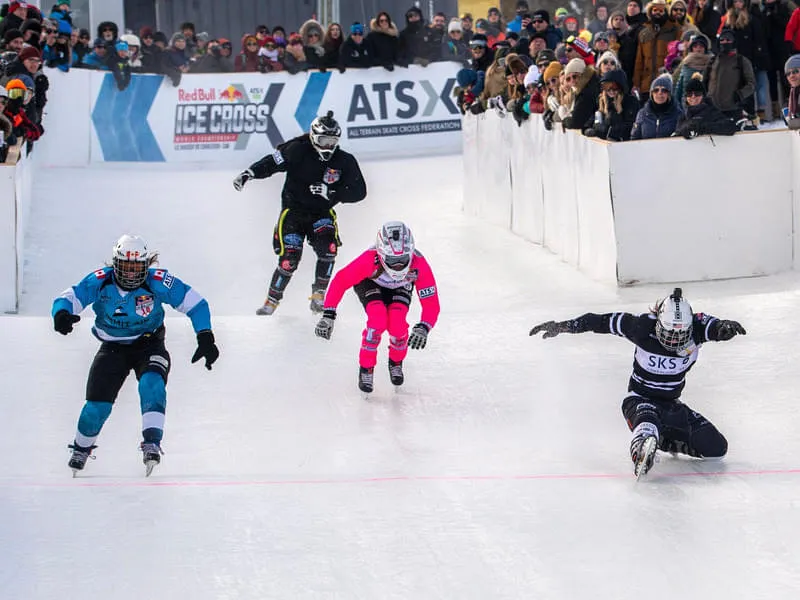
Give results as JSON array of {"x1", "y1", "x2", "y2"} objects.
[{"x1": 567, "y1": 311, "x2": 722, "y2": 401}]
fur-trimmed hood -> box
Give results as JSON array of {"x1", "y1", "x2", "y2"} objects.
[
  {"x1": 681, "y1": 51, "x2": 711, "y2": 71},
  {"x1": 299, "y1": 19, "x2": 324, "y2": 46},
  {"x1": 369, "y1": 18, "x2": 399, "y2": 37}
]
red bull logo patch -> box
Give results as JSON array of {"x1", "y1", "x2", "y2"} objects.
[{"x1": 323, "y1": 168, "x2": 341, "y2": 184}]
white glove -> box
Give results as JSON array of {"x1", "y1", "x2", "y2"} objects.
[
  {"x1": 233, "y1": 169, "x2": 254, "y2": 191},
  {"x1": 309, "y1": 182, "x2": 329, "y2": 200}
]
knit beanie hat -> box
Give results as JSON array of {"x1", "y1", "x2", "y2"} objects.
[
  {"x1": 567, "y1": 36, "x2": 592, "y2": 60},
  {"x1": 456, "y1": 67, "x2": 478, "y2": 87},
  {"x1": 564, "y1": 57, "x2": 586, "y2": 76},
  {"x1": 650, "y1": 73, "x2": 673, "y2": 94},
  {"x1": 543, "y1": 61, "x2": 563, "y2": 81},
  {"x1": 350, "y1": 22, "x2": 365, "y2": 36},
  {"x1": 685, "y1": 72, "x2": 706, "y2": 96},
  {"x1": 17, "y1": 45, "x2": 41, "y2": 62},
  {"x1": 524, "y1": 65, "x2": 541, "y2": 86},
  {"x1": 448, "y1": 20, "x2": 462, "y2": 33},
  {"x1": 598, "y1": 50, "x2": 620, "y2": 68},
  {"x1": 785, "y1": 54, "x2": 800, "y2": 73}
]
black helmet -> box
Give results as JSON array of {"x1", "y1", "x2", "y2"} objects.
[{"x1": 309, "y1": 110, "x2": 341, "y2": 161}]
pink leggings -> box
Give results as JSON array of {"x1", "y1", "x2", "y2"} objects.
[{"x1": 360, "y1": 301, "x2": 409, "y2": 368}]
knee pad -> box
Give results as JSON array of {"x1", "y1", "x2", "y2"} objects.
[
  {"x1": 139, "y1": 371, "x2": 166, "y2": 413},
  {"x1": 278, "y1": 249, "x2": 302, "y2": 274},
  {"x1": 621, "y1": 396, "x2": 660, "y2": 430},
  {"x1": 77, "y1": 400, "x2": 113, "y2": 437}
]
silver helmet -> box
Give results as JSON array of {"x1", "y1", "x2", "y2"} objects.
[
  {"x1": 655, "y1": 288, "x2": 693, "y2": 353},
  {"x1": 376, "y1": 221, "x2": 415, "y2": 282},
  {"x1": 309, "y1": 110, "x2": 341, "y2": 161}
]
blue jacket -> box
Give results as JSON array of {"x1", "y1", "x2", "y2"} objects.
[
  {"x1": 630, "y1": 99, "x2": 683, "y2": 140},
  {"x1": 52, "y1": 267, "x2": 212, "y2": 343}
]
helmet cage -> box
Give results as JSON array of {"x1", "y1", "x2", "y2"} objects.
[
  {"x1": 655, "y1": 295, "x2": 693, "y2": 352},
  {"x1": 112, "y1": 235, "x2": 150, "y2": 290},
  {"x1": 376, "y1": 222, "x2": 414, "y2": 282}
]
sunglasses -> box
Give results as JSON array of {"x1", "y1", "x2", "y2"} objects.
[
  {"x1": 264, "y1": 43, "x2": 276, "y2": 49},
  {"x1": 787, "y1": 68, "x2": 800, "y2": 76},
  {"x1": 378, "y1": 18, "x2": 389, "y2": 23},
  {"x1": 308, "y1": 32, "x2": 320, "y2": 37},
  {"x1": 652, "y1": 87, "x2": 670, "y2": 94},
  {"x1": 532, "y1": 19, "x2": 544, "y2": 23},
  {"x1": 547, "y1": 77, "x2": 559, "y2": 84},
  {"x1": 246, "y1": 41, "x2": 258, "y2": 46},
  {"x1": 672, "y1": 7, "x2": 686, "y2": 12},
  {"x1": 601, "y1": 60, "x2": 616, "y2": 66},
  {"x1": 102, "y1": 27, "x2": 114, "y2": 32},
  {"x1": 565, "y1": 73, "x2": 579, "y2": 81},
  {"x1": 289, "y1": 40, "x2": 303, "y2": 45},
  {"x1": 686, "y1": 91, "x2": 703, "y2": 97},
  {"x1": 651, "y1": 8, "x2": 665, "y2": 15},
  {"x1": 565, "y1": 47, "x2": 576, "y2": 53},
  {"x1": 45, "y1": 28, "x2": 58, "y2": 34}
]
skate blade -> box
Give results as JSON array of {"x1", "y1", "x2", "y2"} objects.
[
  {"x1": 71, "y1": 469, "x2": 79, "y2": 478},
  {"x1": 145, "y1": 460, "x2": 158, "y2": 477},
  {"x1": 634, "y1": 437, "x2": 658, "y2": 481}
]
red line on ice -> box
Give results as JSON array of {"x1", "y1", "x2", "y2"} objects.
[{"x1": 4, "y1": 468, "x2": 800, "y2": 488}]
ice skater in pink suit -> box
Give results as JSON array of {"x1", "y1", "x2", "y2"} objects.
[{"x1": 314, "y1": 221, "x2": 440, "y2": 394}]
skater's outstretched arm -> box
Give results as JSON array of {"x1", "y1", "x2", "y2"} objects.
[
  {"x1": 51, "y1": 268, "x2": 109, "y2": 333},
  {"x1": 530, "y1": 312, "x2": 645, "y2": 342},
  {"x1": 232, "y1": 142, "x2": 294, "y2": 190}
]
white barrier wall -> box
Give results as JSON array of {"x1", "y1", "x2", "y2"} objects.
[
  {"x1": 463, "y1": 111, "x2": 800, "y2": 285},
  {"x1": 37, "y1": 64, "x2": 462, "y2": 166},
  {"x1": 1, "y1": 146, "x2": 33, "y2": 313}
]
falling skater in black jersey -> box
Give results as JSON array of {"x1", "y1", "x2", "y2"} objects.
[{"x1": 529, "y1": 288, "x2": 746, "y2": 479}]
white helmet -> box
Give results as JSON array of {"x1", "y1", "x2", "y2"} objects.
[
  {"x1": 112, "y1": 234, "x2": 151, "y2": 290},
  {"x1": 376, "y1": 221, "x2": 414, "y2": 281},
  {"x1": 655, "y1": 288, "x2": 693, "y2": 352},
  {"x1": 309, "y1": 110, "x2": 341, "y2": 161}
]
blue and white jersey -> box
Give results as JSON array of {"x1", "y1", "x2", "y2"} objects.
[{"x1": 51, "y1": 267, "x2": 212, "y2": 343}]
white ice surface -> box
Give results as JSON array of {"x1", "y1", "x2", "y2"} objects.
[{"x1": 2, "y1": 155, "x2": 800, "y2": 599}]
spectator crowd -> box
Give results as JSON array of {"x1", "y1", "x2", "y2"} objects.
[
  {"x1": 454, "y1": 0, "x2": 800, "y2": 140},
  {"x1": 2, "y1": 0, "x2": 800, "y2": 162}
]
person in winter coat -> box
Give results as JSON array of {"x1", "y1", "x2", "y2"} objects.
[
  {"x1": 717, "y1": 0, "x2": 768, "y2": 120},
  {"x1": 705, "y1": 29, "x2": 756, "y2": 119},
  {"x1": 235, "y1": 33, "x2": 268, "y2": 72},
  {"x1": 339, "y1": 22, "x2": 372, "y2": 69},
  {"x1": 42, "y1": 18, "x2": 72, "y2": 71},
  {"x1": 191, "y1": 38, "x2": 233, "y2": 73},
  {"x1": 3, "y1": 78, "x2": 41, "y2": 143},
  {"x1": 675, "y1": 73, "x2": 738, "y2": 137},
  {"x1": 530, "y1": 9, "x2": 563, "y2": 49},
  {"x1": 454, "y1": 67, "x2": 485, "y2": 114},
  {"x1": 673, "y1": 33, "x2": 712, "y2": 106},
  {"x1": 691, "y1": 0, "x2": 722, "y2": 44},
  {"x1": 398, "y1": 6, "x2": 427, "y2": 65},
  {"x1": 597, "y1": 49, "x2": 621, "y2": 76},
  {"x1": 585, "y1": 68, "x2": 640, "y2": 140},
  {"x1": 760, "y1": 0, "x2": 791, "y2": 120},
  {"x1": 367, "y1": 11, "x2": 401, "y2": 70},
  {"x1": 787, "y1": 6, "x2": 800, "y2": 56},
  {"x1": 784, "y1": 53, "x2": 800, "y2": 129},
  {"x1": 467, "y1": 33, "x2": 493, "y2": 71},
  {"x1": 299, "y1": 19, "x2": 326, "y2": 70},
  {"x1": 106, "y1": 40, "x2": 131, "y2": 91},
  {"x1": 119, "y1": 33, "x2": 142, "y2": 72},
  {"x1": 322, "y1": 22, "x2": 343, "y2": 69},
  {"x1": 97, "y1": 20, "x2": 118, "y2": 51},
  {"x1": 669, "y1": 0, "x2": 698, "y2": 36},
  {"x1": 633, "y1": 0, "x2": 682, "y2": 100},
  {"x1": 0, "y1": 2, "x2": 29, "y2": 38},
  {"x1": 562, "y1": 58, "x2": 601, "y2": 131},
  {"x1": 619, "y1": 0, "x2": 647, "y2": 84},
  {"x1": 631, "y1": 73, "x2": 683, "y2": 138},
  {"x1": 256, "y1": 36, "x2": 285, "y2": 71},
  {"x1": 282, "y1": 33, "x2": 310, "y2": 74},
  {"x1": 441, "y1": 19, "x2": 469, "y2": 64}
]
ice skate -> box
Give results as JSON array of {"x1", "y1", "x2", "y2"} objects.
[
  {"x1": 256, "y1": 297, "x2": 279, "y2": 316},
  {"x1": 631, "y1": 435, "x2": 658, "y2": 480},
  {"x1": 140, "y1": 442, "x2": 163, "y2": 477},
  {"x1": 388, "y1": 359, "x2": 404, "y2": 388},
  {"x1": 67, "y1": 443, "x2": 96, "y2": 477},
  {"x1": 358, "y1": 366, "x2": 374, "y2": 395},
  {"x1": 309, "y1": 289, "x2": 325, "y2": 314}
]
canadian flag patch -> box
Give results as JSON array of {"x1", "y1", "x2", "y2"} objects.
[
  {"x1": 93, "y1": 269, "x2": 106, "y2": 279},
  {"x1": 152, "y1": 270, "x2": 166, "y2": 281}
]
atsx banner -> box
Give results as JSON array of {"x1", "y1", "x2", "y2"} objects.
[{"x1": 88, "y1": 63, "x2": 462, "y2": 163}]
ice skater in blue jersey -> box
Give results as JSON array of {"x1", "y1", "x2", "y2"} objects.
[{"x1": 52, "y1": 234, "x2": 220, "y2": 476}]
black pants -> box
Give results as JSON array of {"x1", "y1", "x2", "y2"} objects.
[
  {"x1": 268, "y1": 207, "x2": 341, "y2": 302},
  {"x1": 353, "y1": 279, "x2": 414, "y2": 308},
  {"x1": 86, "y1": 327, "x2": 171, "y2": 403},
  {"x1": 621, "y1": 395, "x2": 728, "y2": 458}
]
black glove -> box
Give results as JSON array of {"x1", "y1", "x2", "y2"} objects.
[
  {"x1": 469, "y1": 101, "x2": 485, "y2": 115},
  {"x1": 529, "y1": 320, "x2": 572, "y2": 338},
  {"x1": 315, "y1": 309, "x2": 336, "y2": 340},
  {"x1": 191, "y1": 330, "x2": 219, "y2": 370},
  {"x1": 383, "y1": 63, "x2": 395, "y2": 71},
  {"x1": 408, "y1": 323, "x2": 429, "y2": 350},
  {"x1": 338, "y1": 65, "x2": 346, "y2": 73},
  {"x1": 716, "y1": 320, "x2": 746, "y2": 341},
  {"x1": 53, "y1": 310, "x2": 80, "y2": 335},
  {"x1": 584, "y1": 128, "x2": 597, "y2": 137}
]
